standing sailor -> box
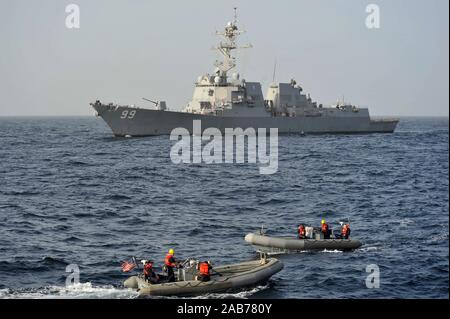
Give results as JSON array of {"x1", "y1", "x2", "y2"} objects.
[
  {"x1": 164, "y1": 249, "x2": 178, "y2": 282},
  {"x1": 321, "y1": 219, "x2": 330, "y2": 239},
  {"x1": 298, "y1": 224, "x2": 306, "y2": 239}
]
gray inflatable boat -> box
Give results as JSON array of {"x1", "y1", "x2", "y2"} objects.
[
  {"x1": 124, "y1": 257, "x2": 283, "y2": 296},
  {"x1": 245, "y1": 232, "x2": 362, "y2": 254}
]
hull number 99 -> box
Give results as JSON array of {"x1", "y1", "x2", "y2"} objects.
[{"x1": 120, "y1": 110, "x2": 136, "y2": 119}]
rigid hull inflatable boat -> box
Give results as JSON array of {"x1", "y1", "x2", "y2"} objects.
[
  {"x1": 245, "y1": 232, "x2": 362, "y2": 254},
  {"x1": 124, "y1": 257, "x2": 283, "y2": 296}
]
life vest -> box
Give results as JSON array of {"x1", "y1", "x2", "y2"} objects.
[
  {"x1": 342, "y1": 225, "x2": 350, "y2": 236},
  {"x1": 198, "y1": 262, "x2": 210, "y2": 276},
  {"x1": 298, "y1": 225, "x2": 306, "y2": 236},
  {"x1": 321, "y1": 223, "x2": 329, "y2": 233},
  {"x1": 165, "y1": 254, "x2": 176, "y2": 267}
]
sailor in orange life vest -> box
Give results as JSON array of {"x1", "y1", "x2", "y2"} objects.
[
  {"x1": 164, "y1": 248, "x2": 180, "y2": 282},
  {"x1": 298, "y1": 224, "x2": 306, "y2": 239},
  {"x1": 341, "y1": 223, "x2": 351, "y2": 239},
  {"x1": 196, "y1": 260, "x2": 213, "y2": 282},
  {"x1": 321, "y1": 219, "x2": 330, "y2": 239},
  {"x1": 142, "y1": 260, "x2": 159, "y2": 284}
]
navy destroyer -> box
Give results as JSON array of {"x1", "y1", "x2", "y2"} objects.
[{"x1": 91, "y1": 9, "x2": 398, "y2": 136}]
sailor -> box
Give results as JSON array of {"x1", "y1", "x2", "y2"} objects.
[
  {"x1": 341, "y1": 223, "x2": 351, "y2": 239},
  {"x1": 298, "y1": 224, "x2": 306, "y2": 239},
  {"x1": 164, "y1": 249, "x2": 178, "y2": 282},
  {"x1": 197, "y1": 260, "x2": 213, "y2": 282},
  {"x1": 321, "y1": 219, "x2": 330, "y2": 239},
  {"x1": 142, "y1": 260, "x2": 159, "y2": 284}
]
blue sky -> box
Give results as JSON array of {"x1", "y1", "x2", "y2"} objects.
[{"x1": 0, "y1": 0, "x2": 448, "y2": 116}]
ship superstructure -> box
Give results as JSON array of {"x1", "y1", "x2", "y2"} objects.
[{"x1": 91, "y1": 9, "x2": 398, "y2": 136}]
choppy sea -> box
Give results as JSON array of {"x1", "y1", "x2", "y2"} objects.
[{"x1": 0, "y1": 116, "x2": 448, "y2": 299}]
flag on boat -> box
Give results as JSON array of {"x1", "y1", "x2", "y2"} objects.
[{"x1": 121, "y1": 260, "x2": 136, "y2": 272}]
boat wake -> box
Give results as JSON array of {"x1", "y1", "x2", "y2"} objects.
[
  {"x1": 0, "y1": 282, "x2": 139, "y2": 299},
  {"x1": 265, "y1": 251, "x2": 307, "y2": 256},
  {"x1": 320, "y1": 249, "x2": 344, "y2": 254},
  {"x1": 357, "y1": 246, "x2": 379, "y2": 253},
  {"x1": 190, "y1": 284, "x2": 270, "y2": 299}
]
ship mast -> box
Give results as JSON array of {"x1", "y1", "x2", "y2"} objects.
[{"x1": 212, "y1": 7, "x2": 252, "y2": 81}]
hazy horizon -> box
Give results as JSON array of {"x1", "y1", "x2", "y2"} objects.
[{"x1": 1, "y1": 0, "x2": 449, "y2": 117}]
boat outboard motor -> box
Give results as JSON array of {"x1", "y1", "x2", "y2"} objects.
[{"x1": 177, "y1": 258, "x2": 199, "y2": 281}]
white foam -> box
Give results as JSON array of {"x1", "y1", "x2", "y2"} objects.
[
  {"x1": 357, "y1": 246, "x2": 379, "y2": 253},
  {"x1": 0, "y1": 282, "x2": 139, "y2": 299},
  {"x1": 320, "y1": 249, "x2": 343, "y2": 254},
  {"x1": 398, "y1": 218, "x2": 415, "y2": 226},
  {"x1": 1, "y1": 282, "x2": 271, "y2": 299},
  {"x1": 0, "y1": 289, "x2": 11, "y2": 299},
  {"x1": 190, "y1": 284, "x2": 270, "y2": 299}
]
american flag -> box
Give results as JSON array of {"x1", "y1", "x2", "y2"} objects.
[{"x1": 121, "y1": 260, "x2": 136, "y2": 272}]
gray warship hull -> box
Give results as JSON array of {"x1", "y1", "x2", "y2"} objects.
[{"x1": 93, "y1": 103, "x2": 398, "y2": 137}]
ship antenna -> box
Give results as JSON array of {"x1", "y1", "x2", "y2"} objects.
[
  {"x1": 272, "y1": 58, "x2": 277, "y2": 83},
  {"x1": 212, "y1": 7, "x2": 252, "y2": 79}
]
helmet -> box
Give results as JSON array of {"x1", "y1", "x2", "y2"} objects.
[
  {"x1": 321, "y1": 219, "x2": 326, "y2": 224},
  {"x1": 141, "y1": 259, "x2": 147, "y2": 265},
  {"x1": 168, "y1": 249, "x2": 174, "y2": 255}
]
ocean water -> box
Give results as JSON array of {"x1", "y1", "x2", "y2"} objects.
[{"x1": 0, "y1": 116, "x2": 448, "y2": 299}]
